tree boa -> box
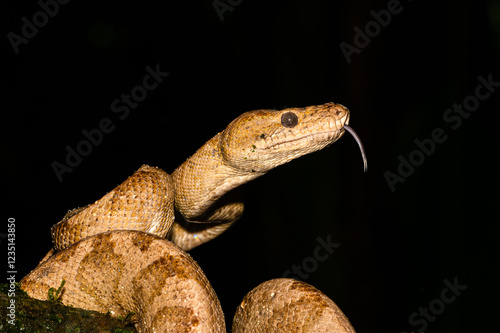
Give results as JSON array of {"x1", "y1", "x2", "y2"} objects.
[{"x1": 21, "y1": 103, "x2": 366, "y2": 332}]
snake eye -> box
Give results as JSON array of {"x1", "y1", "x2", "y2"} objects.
[{"x1": 281, "y1": 112, "x2": 298, "y2": 128}]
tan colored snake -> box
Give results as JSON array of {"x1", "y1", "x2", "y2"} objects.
[{"x1": 21, "y1": 103, "x2": 366, "y2": 332}]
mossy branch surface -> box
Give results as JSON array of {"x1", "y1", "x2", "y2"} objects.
[{"x1": 0, "y1": 283, "x2": 136, "y2": 333}]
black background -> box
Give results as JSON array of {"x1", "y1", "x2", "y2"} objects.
[{"x1": 2, "y1": 0, "x2": 499, "y2": 332}]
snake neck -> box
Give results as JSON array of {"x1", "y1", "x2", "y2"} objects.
[
  {"x1": 172, "y1": 132, "x2": 263, "y2": 222},
  {"x1": 172, "y1": 103, "x2": 351, "y2": 224}
]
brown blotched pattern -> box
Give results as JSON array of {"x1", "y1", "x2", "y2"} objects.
[
  {"x1": 20, "y1": 231, "x2": 225, "y2": 333},
  {"x1": 51, "y1": 165, "x2": 174, "y2": 251},
  {"x1": 232, "y1": 279, "x2": 355, "y2": 333}
]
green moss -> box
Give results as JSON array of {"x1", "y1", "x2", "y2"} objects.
[
  {"x1": 48, "y1": 280, "x2": 66, "y2": 303},
  {"x1": 0, "y1": 283, "x2": 136, "y2": 333},
  {"x1": 117, "y1": 311, "x2": 136, "y2": 325}
]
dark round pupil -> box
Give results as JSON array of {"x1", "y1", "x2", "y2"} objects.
[{"x1": 281, "y1": 112, "x2": 298, "y2": 128}]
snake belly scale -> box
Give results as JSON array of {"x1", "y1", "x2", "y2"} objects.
[{"x1": 21, "y1": 103, "x2": 364, "y2": 332}]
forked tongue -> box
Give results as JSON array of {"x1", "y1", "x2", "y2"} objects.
[{"x1": 343, "y1": 125, "x2": 368, "y2": 172}]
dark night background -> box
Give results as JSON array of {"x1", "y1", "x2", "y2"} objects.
[{"x1": 2, "y1": 0, "x2": 499, "y2": 332}]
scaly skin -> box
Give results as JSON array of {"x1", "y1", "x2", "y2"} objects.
[
  {"x1": 21, "y1": 103, "x2": 358, "y2": 332},
  {"x1": 233, "y1": 279, "x2": 356, "y2": 333},
  {"x1": 171, "y1": 103, "x2": 349, "y2": 250},
  {"x1": 51, "y1": 165, "x2": 174, "y2": 251},
  {"x1": 21, "y1": 231, "x2": 225, "y2": 333}
]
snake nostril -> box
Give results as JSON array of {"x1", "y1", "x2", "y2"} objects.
[{"x1": 281, "y1": 112, "x2": 298, "y2": 128}]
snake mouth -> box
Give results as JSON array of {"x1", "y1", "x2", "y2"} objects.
[{"x1": 264, "y1": 130, "x2": 343, "y2": 151}]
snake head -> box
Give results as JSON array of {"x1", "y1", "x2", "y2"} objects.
[{"x1": 220, "y1": 103, "x2": 351, "y2": 173}]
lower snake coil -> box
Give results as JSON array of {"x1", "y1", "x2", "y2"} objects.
[{"x1": 20, "y1": 103, "x2": 366, "y2": 332}]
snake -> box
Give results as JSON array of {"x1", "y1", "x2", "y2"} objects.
[{"x1": 20, "y1": 103, "x2": 366, "y2": 332}]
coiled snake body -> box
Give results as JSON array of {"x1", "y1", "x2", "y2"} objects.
[{"x1": 21, "y1": 103, "x2": 364, "y2": 332}]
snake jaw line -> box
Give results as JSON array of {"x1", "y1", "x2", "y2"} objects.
[{"x1": 265, "y1": 130, "x2": 343, "y2": 151}]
